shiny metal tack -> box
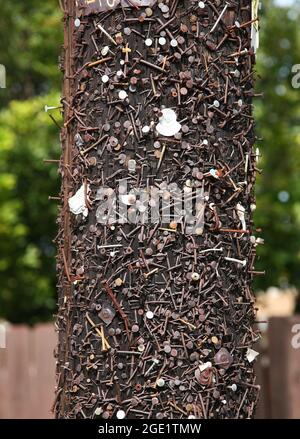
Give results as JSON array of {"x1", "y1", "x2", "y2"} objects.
[{"x1": 99, "y1": 305, "x2": 116, "y2": 325}]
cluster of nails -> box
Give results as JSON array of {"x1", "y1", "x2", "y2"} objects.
[{"x1": 55, "y1": 0, "x2": 261, "y2": 420}]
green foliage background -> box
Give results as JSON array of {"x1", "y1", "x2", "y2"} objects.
[
  {"x1": 0, "y1": 1, "x2": 300, "y2": 323},
  {"x1": 0, "y1": 0, "x2": 62, "y2": 323},
  {"x1": 255, "y1": 1, "x2": 300, "y2": 294}
]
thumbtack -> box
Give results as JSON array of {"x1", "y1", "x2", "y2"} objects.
[
  {"x1": 214, "y1": 348, "x2": 233, "y2": 369},
  {"x1": 156, "y1": 378, "x2": 165, "y2": 388},
  {"x1": 246, "y1": 348, "x2": 259, "y2": 363},
  {"x1": 191, "y1": 272, "x2": 200, "y2": 281},
  {"x1": 211, "y1": 336, "x2": 219, "y2": 345},
  {"x1": 116, "y1": 410, "x2": 126, "y2": 419},
  {"x1": 199, "y1": 362, "x2": 212, "y2": 372},
  {"x1": 228, "y1": 384, "x2": 238, "y2": 392},
  {"x1": 74, "y1": 18, "x2": 81, "y2": 28},
  {"x1": 156, "y1": 108, "x2": 181, "y2": 137},
  {"x1": 158, "y1": 37, "x2": 167, "y2": 46},
  {"x1": 142, "y1": 125, "x2": 150, "y2": 134},
  {"x1": 101, "y1": 74, "x2": 109, "y2": 84},
  {"x1": 119, "y1": 90, "x2": 128, "y2": 100},
  {"x1": 146, "y1": 311, "x2": 154, "y2": 320},
  {"x1": 101, "y1": 46, "x2": 110, "y2": 56}
]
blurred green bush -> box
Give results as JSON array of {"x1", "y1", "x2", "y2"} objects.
[
  {"x1": 255, "y1": 1, "x2": 300, "y2": 294},
  {"x1": 0, "y1": 1, "x2": 62, "y2": 324}
]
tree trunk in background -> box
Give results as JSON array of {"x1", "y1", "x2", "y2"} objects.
[{"x1": 55, "y1": 0, "x2": 259, "y2": 419}]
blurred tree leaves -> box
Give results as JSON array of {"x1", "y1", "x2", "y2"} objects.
[
  {"x1": 0, "y1": 93, "x2": 61, "y2": 323},
  {"x1": 255, "y1": 1, "x2": 300, "y2": 292},
  {"x1": 0, "y1": 0, "x2": 62, "y2": 323},
  {"x1": 0, "y1": 0, "x2": 62, "y2": 105}
]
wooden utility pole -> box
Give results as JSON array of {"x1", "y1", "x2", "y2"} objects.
[{"x1": 55, "y1": 0, "x2": 260, "y2": 419}]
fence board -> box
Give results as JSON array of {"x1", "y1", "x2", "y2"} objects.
[
  {"x1": 269, "y1": 316, "x2": 300, "y2": 419},
  {"x1": 7, "y1": 325, "x2": 32, "y2": 418},
  {"x1": 34, "y1": 324, "x2": 56, "y2": 418},
  {"x1": 0, "y1": 323, "x2": 56, "y2": 419},
  {"x1": 255, "y1": 355, "x2": 271, "y2": 419},
  {"x1": 0, "y1": 317, "x2": 300, "y2": 418},
  {"x1": 0, "y1": 323, "x2": 9, "y2": 418}
]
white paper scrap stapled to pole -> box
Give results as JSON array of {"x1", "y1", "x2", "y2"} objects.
[
  {"x1": 68, "y1": 184, "x2": 89, "y2": 217},
  {"x1": 251, "y1": 0, "x2": 260, "y2": 53},
  {"x1": 0, "y1": 323, "x2": 6, "y2": 349}
]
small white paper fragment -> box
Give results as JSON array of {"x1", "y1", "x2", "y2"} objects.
[
  {"x1": 128, "y1": 159, "x2": 137, "y2": 172},
  {"x1": 156, "y1": 108, "x2": 181, "y2": 137},
  {"x1": 255, "y1": 147, "x2": 260, "y2": 163},
  {"x1": 236, "y1": 203, "x2": 246, "y2": 231},
  {"x1": 209, "y1": 168, "x2": 219, "y2": 179},
  {"x1": 120, "y1": 194, "x2": 136, "y2": 206},
  {"x1": 0, "y1": 323, "x2": 6, "y2": 349},
  {"x1": 199, "y1": 361, "x2": 212, "y2": 372},
  {"x1": 94, "y1": 407, "x2": 102, "y2": 416},
  {"x1": 68, "y1": 184, "x2": 89, "y2": 217},
  {"x1": 246, "y1": 348, "x2": 259, "y2": 363},
  {"x1": 251, "y1": 0, "x2": 260, "y2": 53}
]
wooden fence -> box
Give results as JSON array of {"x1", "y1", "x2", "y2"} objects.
[
  {"x1": 0, "y1": 323, "x2": 56, "y2": 419},
  {"x1": 0, "y1": 317, "x2": 300, "y2": 419},
  {"x1": 256, "y1": 316, "x2": 300, "y2": 419}
]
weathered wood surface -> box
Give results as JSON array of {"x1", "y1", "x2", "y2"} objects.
[{"x1": 0, "y1": 324, "x2": 56, "y2": 419}]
